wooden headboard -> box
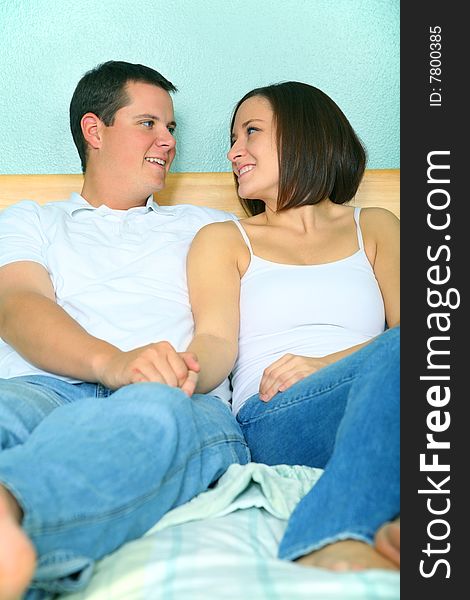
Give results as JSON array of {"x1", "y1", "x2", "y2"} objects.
[{"x1": 0, "y1": 169, "x2": 399, "y2": 218}]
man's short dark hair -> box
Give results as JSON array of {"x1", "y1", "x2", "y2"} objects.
[
  {"x1": 230, "y1": 81, "x2": 366, "y2": 216},
  {"x1": 70, "y1": 61, "x2": 177, "y2": 173}
]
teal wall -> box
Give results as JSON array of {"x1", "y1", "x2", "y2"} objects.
[{"x1": 0, "y1": 0, "x2": 399, "y2": 174}]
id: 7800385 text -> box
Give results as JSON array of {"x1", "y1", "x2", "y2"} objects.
[{"x1": 429, "y1": 26, "x2": 442, "y2": 107}]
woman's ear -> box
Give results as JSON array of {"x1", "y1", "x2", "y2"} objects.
[{"x1": 81, "y1": 112, "x2": 103, "y2": 149}]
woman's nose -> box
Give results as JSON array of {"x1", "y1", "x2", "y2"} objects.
[{"x1": 227, "y1": 140, "x2": 244, "y2": 162}]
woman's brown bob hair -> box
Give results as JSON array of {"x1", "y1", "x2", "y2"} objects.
[{"x1": 230, "y1": 82, "x2": 367, "y2": 216}]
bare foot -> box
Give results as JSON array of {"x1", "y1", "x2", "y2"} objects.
[
  {"x1": 375, "y1": 518, "x2": 400, "y2": 567},
  {"x1": 296, "y1": 539, "x2": 398, "y2": 572},
  {"x1": 0, "y1": 485, "x2": 36, "y2": 600}
]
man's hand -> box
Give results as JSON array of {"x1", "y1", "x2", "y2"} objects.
[
  {"x1": 179, "y1": 368, "x2": 199, "y2": 397},
  {"x1": 94, "y1": 342, "x2": 200, "y2": 394},
  {"x1": 259, "y1": 354, "x2": 330, "y2": 402}
]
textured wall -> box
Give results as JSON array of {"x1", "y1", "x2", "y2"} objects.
[{"x1": 0, "y1": 0, "x2": 399, "y2": 174}]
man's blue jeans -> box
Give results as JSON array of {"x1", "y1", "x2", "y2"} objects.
[
  {"x1": 0, "y1": 376, "x2": 250, "y2": 597},
  {"x1": 236, "y1": 326, "x2": 400, "y2": 561}
]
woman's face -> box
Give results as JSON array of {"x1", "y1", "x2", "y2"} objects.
[{"x1": 228, "y1": 96, "x2": 279, "y2": 207}]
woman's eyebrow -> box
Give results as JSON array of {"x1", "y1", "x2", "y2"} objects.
[
  {"x1": 231, "y1": 119, "x2": 265, "y2": 141},
  {"x1": 240, "y1": 118, "x2": 265, "y2": 128}
]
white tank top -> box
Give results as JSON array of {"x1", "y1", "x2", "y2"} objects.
[{"x1": 230, "y1": 207, "x2": 386, "y2": 415}]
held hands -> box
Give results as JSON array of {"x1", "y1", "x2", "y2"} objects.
[
  {"x1": 259, "y1": 354, "x2": 330, "y2": 402},
  {"x1": 94, "y1": 341, "x2": 200, "y2": 396}
]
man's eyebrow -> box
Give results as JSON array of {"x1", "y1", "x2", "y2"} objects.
[{"x1": 134, "y1": 113, "x2": 177, "y2": 128}]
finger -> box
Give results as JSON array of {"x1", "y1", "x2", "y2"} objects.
[
  {"x1": 278, "y1": 372, "x2": 307, "y2": 392},
  {"x1": 180, "y1": 370, "x2": 199, "y2": 397},
  {"x1": 262, "y1": 367, "x2": 302, "y2": 401},
  {"x1": 129, "y1": 372, "x2": 144, "y2": 385},
  {"x1": 143, "y1": 353, "x2": 180, "y2": 387},
  {"x1": 144, "y1": 342, "x2": 182, "y2": 386},
  {"x1": 260, "y1": 362, "x2": 291, "y2": 396},
  {"x1": 180, "y1": 352, "x2": 200, "y2": 373},
  {"x1": 259, "y1": 368, "x2": 278, "y2": 396},
  {"x1": 131, "y1": 352, "x2": 176, "y2": 385},
  {"x1": 261, "y1": 380, "x2": 284, "y2": 401},
  {"x1": 259, "y1": 374, "x2": 283, "y2": 401},
  {"x1": 259, "y1": 355, "x2": 294, "y2": 395},
  {"x1": 167, "y1": 352, "x2": 191, "y2": 387},
  {"x1": 129, "y1": 367, "x2": 164, "y2": 385}
]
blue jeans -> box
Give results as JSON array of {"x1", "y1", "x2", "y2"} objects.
[
  {"x1": 236, "y1": 326, "x2": 400, "y2": 561},
  {"x1": 0, "y1": 376, "x2": 250, "y2": 598}
]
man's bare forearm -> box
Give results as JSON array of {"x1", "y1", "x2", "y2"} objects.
[{"x1": 0, "y1": 290, "x2": 118, "y2": 382}]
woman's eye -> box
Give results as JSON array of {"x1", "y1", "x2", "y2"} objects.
[{"x1": 247, "y1": 126, "x2": 259, "y2": 135}]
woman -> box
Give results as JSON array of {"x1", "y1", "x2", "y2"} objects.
[{"x1": 186, "y1": 82, "x2": 400, "y2": 571}]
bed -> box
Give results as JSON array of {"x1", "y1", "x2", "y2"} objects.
[
  {"x1": 56, "y1": 463, "x2": 400, "y2": 600},
  {"x1": 0, "y1": 170, "x2": 400, "y2": 599}
]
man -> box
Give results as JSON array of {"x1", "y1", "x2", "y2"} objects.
[{"x1": 0, "y1": 61, "x2": 249, "y2": 600}]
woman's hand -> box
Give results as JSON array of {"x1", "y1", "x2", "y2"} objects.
[
  {"x1": 259, "y1": 354, "x2": 330, "y2": 402},
  {"x1": 258, "y1": 337, "x2": 377, "y2": 402}
]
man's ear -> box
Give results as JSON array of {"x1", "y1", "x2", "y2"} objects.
[{"x1": 81, "y1": 112, "x2": 104, "y2": 149}]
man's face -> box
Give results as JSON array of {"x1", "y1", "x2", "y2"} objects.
[{"x1": 98, "y1": 81, "x2": 176, "y2": 200}]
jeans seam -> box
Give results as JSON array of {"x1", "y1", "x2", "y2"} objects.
[
  {"x1": 237, "y1": 374, "x2": 356, "y2": 426},
  {"x1": 18, "y1": 380, "x2": 67, "y2": 408}
]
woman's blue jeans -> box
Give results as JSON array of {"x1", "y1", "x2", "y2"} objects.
[
  {"x1": 0, "y1": 377, "x2": 250, "y2": 597},
  {"x1": 236, "y1": 326, "x2": 400, "y2": 561}
]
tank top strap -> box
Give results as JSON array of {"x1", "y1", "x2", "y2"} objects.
[
  {"x1": 232, "y1": 220, "x2": 254, "y2": 256},
  {"x1": 353, "y1": 206, "x2": 365, "y2": 250}
]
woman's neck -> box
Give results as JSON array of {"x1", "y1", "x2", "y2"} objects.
[{"x1": 261, "y1": 199, "x2": 339, "y2": 233}]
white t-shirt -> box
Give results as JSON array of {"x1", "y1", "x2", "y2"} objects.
[{"x1": 0, "y1": 193, "x2": 235, "y2": 403}]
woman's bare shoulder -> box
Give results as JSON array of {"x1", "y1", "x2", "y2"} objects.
[
  {"x1": 360, "y1": 206, "x2": 400, "y2": 226},
  {"x1": 194, "y1": 219, "x2": 241, "y2": 241}
]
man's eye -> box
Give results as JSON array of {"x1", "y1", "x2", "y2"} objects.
[
  {"x1": 168, "y1": 127, "x2": 176, "y2": 135},
  {"x1": 142, "y1": 121, "x2": 154, "y2": 128}
]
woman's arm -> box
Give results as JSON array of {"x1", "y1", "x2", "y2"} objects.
[
  {"x1": 186, "y1": 222, "x2": 243, "y2": 394},
  {"x1": 362, "y1": 207, "x2": 400, "y2": 328}
]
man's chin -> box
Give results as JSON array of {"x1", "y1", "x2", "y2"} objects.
[{"x1": 146, "y1": 174, "x2": 167, "y2": 195}]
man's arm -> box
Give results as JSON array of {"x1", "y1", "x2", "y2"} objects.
[{"x1": 0, "y1": 261, "x2": 197, "y2": 390}]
